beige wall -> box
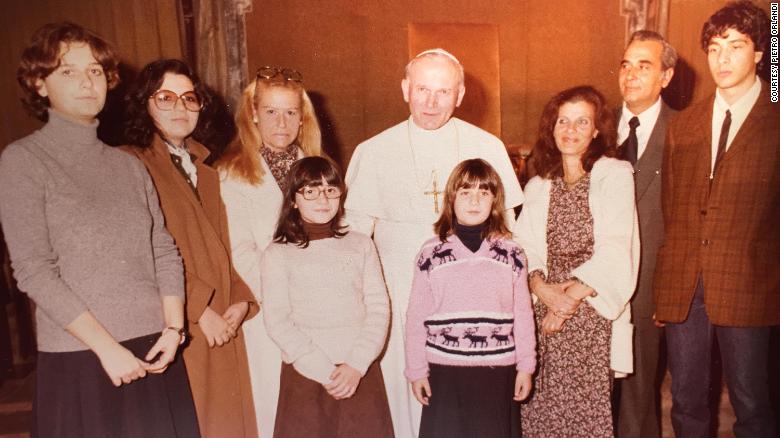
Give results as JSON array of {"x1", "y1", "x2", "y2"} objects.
[
  {"x1": 0, "y1": 0, "x2": 183, "y2": 149},
  {"x1": 245, "y1": 0, "x2": 772, "y2": 169},
  {"x1": 244, "y1": 0, "x2": 628, "y2": 166},
  {"x1": 2, "y1": 1, "x2": 771, "y2": 160}
]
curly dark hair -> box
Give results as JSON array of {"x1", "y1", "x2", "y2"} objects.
[
  {"x1": 531, "y1": 85, "x2": 617, "y2": 179},
  {"x1": 701, "y1": 1, "x2": 770, "y2": 68},
  {"x1": 123, "y1": 59, "x2": 214, "y2": 148},
  {"x1": 17, "y1": 22, "x2": 120, "y2": 121},
  {"x1": 273, "y1": 156, "x2": 348, "y2": 248}
]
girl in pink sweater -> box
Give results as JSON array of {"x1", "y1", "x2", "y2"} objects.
[{"x1": 404, "y1": 158, "x2": 536, "y2": 438}]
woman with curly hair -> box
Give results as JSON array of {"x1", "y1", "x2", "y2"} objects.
[
  {"x1": 215, "y1": 67, "x2": 322, "y2": 437},
  {"x1": 122, "y1": 58, "x2": 258, "y2": 437},
  {"x1": 0, "y1": 23, "x2": 198, "y2": 437},
  {"x1": 514, "y1": 85, "x2": 639, "y2": 437}
]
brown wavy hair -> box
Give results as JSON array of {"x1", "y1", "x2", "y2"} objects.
[
  {"x1": 273, "y1": 156, "x2": 347, "y2": 248},
  {"x1": 17, "y1": 22, "x2": 120, "y2": 121},
  {"x1": 434, "y1": 158, "x2": 511, "y2": 242},
  {"x1": 531, "y1": 85, "x2": 617, "y2": 179},
  {"x1": 215, "y1": 77, "x2": 322, "y2": 185}
]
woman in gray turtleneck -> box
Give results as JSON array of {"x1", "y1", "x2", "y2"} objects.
[{"x1": 0, "y1": 22, "x2": 199, "y2": 437}]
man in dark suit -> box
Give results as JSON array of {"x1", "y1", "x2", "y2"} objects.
[
  {"x1": 615, "y1": 30, "x2": 676, "y2": 438},
  {"x1": 654, "y1": 2, "x2": 778, "y2": 437}
]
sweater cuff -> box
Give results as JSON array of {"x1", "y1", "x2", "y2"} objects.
[
  {"x1": 516, "y1": 358, "x2": 537, "y2": 375},
  {"x1": 47, "y1": 296, "x2": 89, "y2": 329},
  {"x1": 291, "y1": 351, "x2": 336, "y2": 385},
  {"x1": 404, "y1": 366, "x2": 429, "y2": 383},
  {"x1": 345, "y1": 355, "x2": 372, "y2": 377}
]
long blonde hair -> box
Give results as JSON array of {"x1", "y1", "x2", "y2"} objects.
[{"x1": 215, "y1": 78, "x2": 322, "y2": 185}]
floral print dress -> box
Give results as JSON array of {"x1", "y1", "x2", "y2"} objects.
[{"x1": 521, "y1": 175, "x2": 613, "y2": 438}]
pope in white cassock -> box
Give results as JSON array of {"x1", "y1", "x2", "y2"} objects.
[{"x1": 344, "y1": 48, "x2": 524, "y2": 438}]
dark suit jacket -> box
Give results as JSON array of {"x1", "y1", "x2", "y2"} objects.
[
  {"x1": 654, "y1": 82, "x2": 780, "y2": 326},
  {"x1": 620, "y1": 103, "x2": 677, "y2": 321}
]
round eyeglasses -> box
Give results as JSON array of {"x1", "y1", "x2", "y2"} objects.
[
  {"x1": 149, "y1": 90, "x2": 203, "y2": 112},
  {"x1": 256, "y1": 66, "x2": 303, "y2": 83},
  {"x1": 297, "y1": 185, "x2": 342, "y2": 200}
]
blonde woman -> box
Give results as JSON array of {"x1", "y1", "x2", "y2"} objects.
[{"x1": 215, "y1": 67, "x2": 321, "y2": 437}]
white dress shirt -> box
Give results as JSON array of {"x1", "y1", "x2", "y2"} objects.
[
  {"x1": 617, "y1": 97, "x2": 663, "y2": 161},
  {"x1": 165, "y1": 140, "x2": 198, "y2": 187},
  {"x1": 710, "y1": 77, "x2": 761, "y2": 176}
]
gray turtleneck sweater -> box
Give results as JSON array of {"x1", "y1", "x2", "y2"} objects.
[{"x1": 0, "y1": 110, "x2": 184, "y2": 352}]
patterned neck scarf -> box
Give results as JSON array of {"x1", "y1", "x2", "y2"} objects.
[{"x1": 260, "y1": 144, "x2": 298, "y2": 191}]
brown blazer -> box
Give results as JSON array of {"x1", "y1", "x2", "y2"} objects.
[
  {"x1": 654, "y1": 83, "x2": 780, "y2": 326},
  {"x1": 125, "y1": 136, "x2": 258, "y2": 438}
]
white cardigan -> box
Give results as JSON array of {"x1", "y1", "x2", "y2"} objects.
[{"x1": 513, "y1": 157, "x2": 640, "y2": 376}]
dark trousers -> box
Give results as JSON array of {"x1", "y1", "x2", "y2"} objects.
[
  {"x1": 617, "y1": 316, "x2": 662, "y2": 438},
  {"x1": 665, "y1": 280, "x2": 775, "y2": 438}
]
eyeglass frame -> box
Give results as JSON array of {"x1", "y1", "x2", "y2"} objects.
[
  {"x1": 256, "y1": 66, "x2": 303, "y2": 83},
  {"x1": 296, "y1": 185, "x2": 342, "y2": 201},
  {"x1": 149, "y1": 90, "x2": 204, "y2": 112}
]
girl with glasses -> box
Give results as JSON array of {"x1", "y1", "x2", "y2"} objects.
[
  {"x1": 214, "y1": 67, "x2": 322, "y2": 437},
  {"x1": 122, "y1": 59, "x2": 258, "y2": 438},
  {"x1": 261, "y1": 156, "x2": 393, "y2": 438}
]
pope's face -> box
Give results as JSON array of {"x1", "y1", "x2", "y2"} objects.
[
  {"x1": 36, "y1": 42, "x2": 107, "y2": 124},
  {"x1": 401, "y1": 56, "x2": 465, "y2": 130}
]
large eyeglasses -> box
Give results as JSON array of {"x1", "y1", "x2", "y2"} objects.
[
  {"x1": 149, "y1": 90, "x2": 203, "y2": 112},
  {"x1": 256, "y1": 66, "x2": 303, "y2": 83},
  {"x1": 297, "y1": 185, "x2": 342, "y2": 200}
]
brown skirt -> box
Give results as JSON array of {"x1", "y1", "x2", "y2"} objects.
[{"x1": 273, "y1": 362, "x2": 393, "y2": 438}]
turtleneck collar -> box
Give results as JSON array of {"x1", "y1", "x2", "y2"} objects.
[
  {"x1": 40, "y1": 109, "x2": 100, "y2": 147},
  {"x1": 455, "y1": 221, "x2": 485, "y2": 253},
  {"x1": 303, "y1": 220, "x2": 335, "y2": 241}
]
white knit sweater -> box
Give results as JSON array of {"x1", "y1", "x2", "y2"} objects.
[{"x1": 261, "y1": 231, "x2": 390, "y2": 384}]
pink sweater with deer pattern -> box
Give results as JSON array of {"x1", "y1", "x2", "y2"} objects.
[{"x1": 404, "y1": 235, "x2": 536, "y2": 382}]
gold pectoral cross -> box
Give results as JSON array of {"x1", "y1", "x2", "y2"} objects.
[{"x1": 424, "y1": 178, "x2": 442, "y2": 213}]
